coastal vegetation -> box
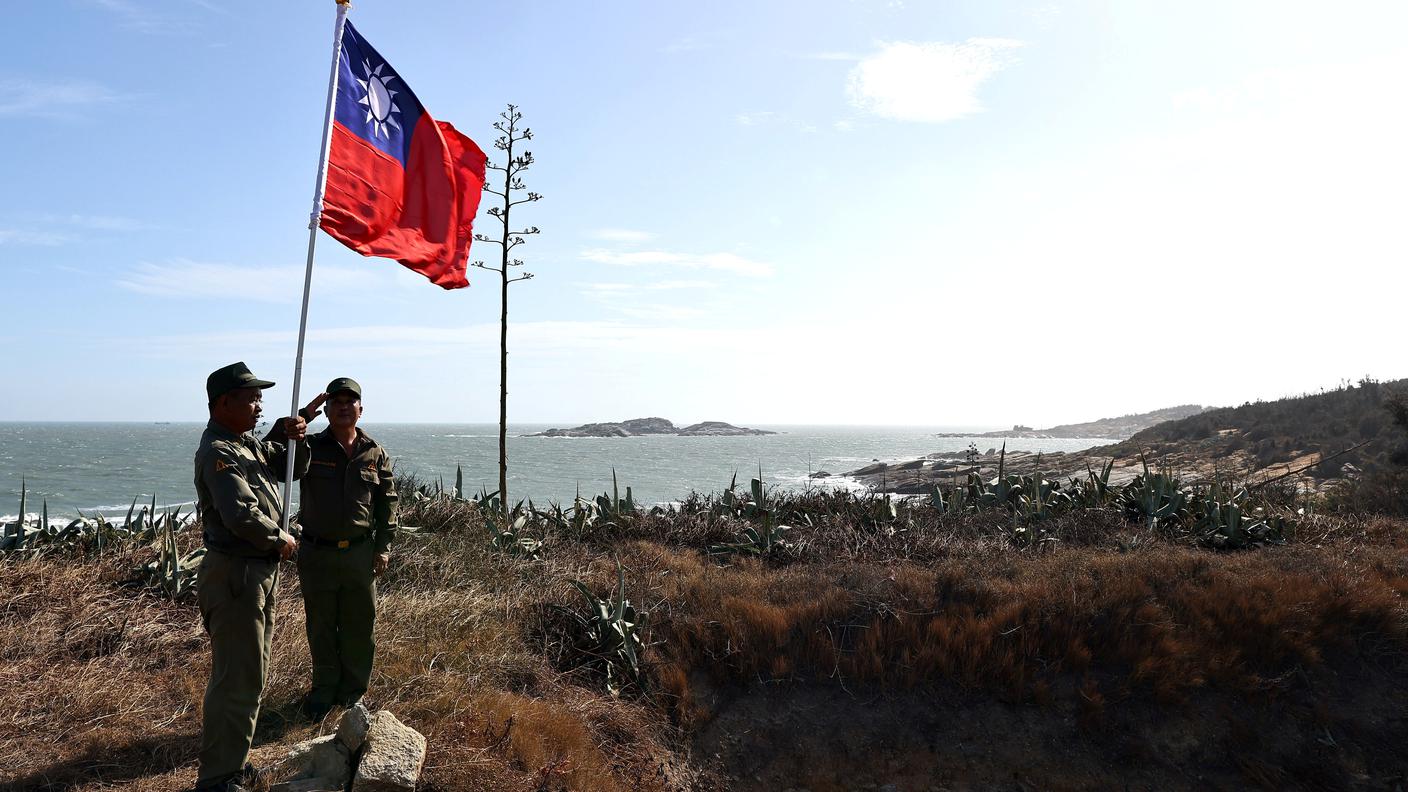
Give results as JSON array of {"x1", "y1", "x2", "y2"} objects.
[
  {"x1": 3, "y1": 445, "x2": 1406, "y2": 789},
  {"x1": 856, "y1": 377, "x2": 1408, "y2": 505},
  {"x1": 3, "y1": 382, "x2": 1407, "y2": 788}
]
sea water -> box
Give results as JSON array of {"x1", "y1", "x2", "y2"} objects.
[{"x1": 0, "y1": 422, "x2": 1108, "y2": 520}]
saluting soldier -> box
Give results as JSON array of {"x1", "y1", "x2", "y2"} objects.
[
  {"x1": 193, "y1": 362, "x2": 324, "y2": 792},
  {"x1": 295, "y1": 377, "x2": 398, "y2": 721}
]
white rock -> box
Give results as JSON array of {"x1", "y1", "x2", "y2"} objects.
[
  {"x1": 337, "y1": 702, "x2": 373, "y2": 753},
  {"x1": 351, "y1": 711, "x2": 427, "y2": 792},
  {"x1": 269, "y1": 734, "x2": 351, "y2": 787},
  {"x1": 269, "y1": 779, "x2": 344, "y2": 792}
]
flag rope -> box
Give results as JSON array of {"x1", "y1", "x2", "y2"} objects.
[{"x1": 281, "y1": 1, "x2": 351, "y2": 536}]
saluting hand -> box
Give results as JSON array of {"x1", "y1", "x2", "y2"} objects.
[{"x1": 303, "y1": 392, "x2": 329, "y2": 421}]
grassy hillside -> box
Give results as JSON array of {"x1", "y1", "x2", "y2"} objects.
[
  {"x1": 1104, "y1": 379, "x2": 1401, "y2": 466},
  {"x1": 1041, "y1": 404, "x2": 1207, "y2": 439},
  {"x1": 3, "y1": 476, "x2": 1407, "y2": 791}
]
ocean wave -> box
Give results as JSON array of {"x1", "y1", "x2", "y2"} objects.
[
  {"x1": 78, "y1": 498, "x2": 197, "y2": 514},
  {"x1": 2, "y1": 511, "x2": 197, "y2": 528}
]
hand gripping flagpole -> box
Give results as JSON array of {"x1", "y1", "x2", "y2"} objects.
[{"x1": 280, "y1": 0, "x2": 352, "y2": 537}]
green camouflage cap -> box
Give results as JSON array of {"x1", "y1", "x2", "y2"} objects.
[
  {"x1": 206, "y1": 361, "x2": 276, "y2": 401},
  {"x1": 325, "y1": 377, "x2": 362, "y2": 399}
]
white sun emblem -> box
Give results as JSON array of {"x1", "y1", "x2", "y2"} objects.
[{"x1": 356, "y1": 59, "x2": 402, "y2": 140}]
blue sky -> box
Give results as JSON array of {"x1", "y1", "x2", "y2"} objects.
[{"x1": 2, "y1": 1, "x2": 1406, "y2": 426}]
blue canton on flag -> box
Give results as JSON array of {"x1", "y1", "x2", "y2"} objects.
[{"x1": 333, "y1": 20, "x2": 425, "y2": 167}]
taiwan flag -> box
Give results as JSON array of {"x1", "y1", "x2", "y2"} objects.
[{"x1": 319, "y1": 20, "x2": 486, "y2": 289}]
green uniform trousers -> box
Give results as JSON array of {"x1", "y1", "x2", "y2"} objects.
[
  {"x1": 297, "y1": 540, "x2": 377, "y2": 707},
  {"x1": 195, "y1": 550, "x2": 278, "y2": 788}
]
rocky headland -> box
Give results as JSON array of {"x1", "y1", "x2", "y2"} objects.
[
  {"x1": 936, "y1": 404, "x2": 1207, "y2": 440},
  {"x1": 527, "y1": 417, "x2": 775, "y2": 438}
]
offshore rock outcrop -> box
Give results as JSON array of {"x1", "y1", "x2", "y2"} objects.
[{"x1": 528, "y1": 418, "x2": 775, "y2": 437}]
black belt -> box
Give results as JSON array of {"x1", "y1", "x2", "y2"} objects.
[{"x1": 303, "y1": 532, "x2": 371, "y2": 550}]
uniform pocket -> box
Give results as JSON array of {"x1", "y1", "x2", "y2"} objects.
[
  {"x1": 228, "y1": 557, "x2": 249, "y2": 601},
  {"x1": 355, "y1": 467, "x2": 378, "y2": 504},
  {"x1": 308, "y1": 463, "x2": 338, "y2": 478}
]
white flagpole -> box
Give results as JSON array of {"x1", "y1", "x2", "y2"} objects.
[{"x1": 281, "y1": 0, "x2": 351, "y2": 536}]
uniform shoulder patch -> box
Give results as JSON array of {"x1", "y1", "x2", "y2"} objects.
[{"x1": 214, "y1": 458, "x2": 232, "y2": 472}]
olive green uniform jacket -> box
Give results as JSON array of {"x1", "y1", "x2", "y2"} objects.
[
  {"x1": 297, "y1": 426, "x2": 398, "y2": 550},
  {"x1": 295, "y1": 427, "x2": 397, "y2": 708},
  {"x1": 192, "y1": 420, "x2": 308, "y2": 787},
  {"x1": 196, "y1": 419, "x2": 310, "y2": 557}
]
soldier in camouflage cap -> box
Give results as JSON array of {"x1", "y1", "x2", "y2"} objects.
[{"x1": 191, "y1": 362, "x2": 325, "y2": 792}]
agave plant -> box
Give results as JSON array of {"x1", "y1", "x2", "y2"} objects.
[
  {"x1": 1119, "y1": 456, "x2": 1187, "y2": 529},
  {"x1": 1191, "y1": 479, "x2": 1286, "y2": 549},
  {"x1": 550, "y1": 560, "x2": 647, "y2": 695},
  {"x1": 1069, "y1": 458, "x2": 1116, "y2": 508},
  {"x1": 862, "y1": 491, "x2": 901, "y2": 528},
  {"x1": 709, "y1": 470, "x2": 795, "y2": 556},
  {"x1": 593, "y1": 469, "x2": 637, "y2": 519},
  {"x1": 488, "y1": 511, "x2": 545, "y2": 559},
  {"x1": 712, "y1": 470, "x2": 775, "y2": 523},
  {"x1": 709, "y1": 520, "x2": 790, "y2": 558},
  {"x1": 1016, "y1": 471, "x2": 1069, "y2": 524},
  {"x1": 139, "y1": 506, "x2": 203, "y2": 600},
  {"x1": 929, "y1": 484, "x2": 972, "y2": 516},
  {"x1": 2, "y1": 482, "x2": 194, "y2": 557}
]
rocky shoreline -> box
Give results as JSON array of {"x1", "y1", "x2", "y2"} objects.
[
  {"x1": 842, "y1": 443, "x2": 1331, "y2": 495},
  {"x1": 526, "y1": 417, "x2": 775, "y2": 438}
]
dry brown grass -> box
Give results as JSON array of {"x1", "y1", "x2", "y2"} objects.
[
  {"x1": 3, "y1": 497, "x2": 1406, "y2": 790},
  {"x1": 0, "y1": 513, "x2": 683, "y2": 792},
  {"x1": 621, "y1": 538, "x2": 1408, "y2": 711}
]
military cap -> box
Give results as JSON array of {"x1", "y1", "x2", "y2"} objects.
[
  {"x1": 325, "y1": 377, "x2": 362, "y2": 399},
  {"x1": 206, "y1": 361, "x2": 276, "y2": 401}
]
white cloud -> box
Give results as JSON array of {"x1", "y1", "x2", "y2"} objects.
[
  {"x1": 662, "y1": 37, "x2": 709, "y2": 54},
  {"x1": 646, "y1": 280, "x2": 715, "y2": 290},
  {"x1": 847, "y1": 38, "x2": 1022, "y2": 123},
  {"x1": 14, "y1": 212, "x2": 149, "y2": 231},
  {"x1": 0, "y1": 79, "x2": 119, "y2": 118},
  {"x1": 580, "y1": 280, "x2": 714, "y2": 293},
  {"x1": 578, "y1": 279, "x2": 718, "y2": 321},
  {"x1": 0, "y1": 214, "x2": 147, "y2": 247},
  {"x1": 63, "y1": 214, "x2": 149, "y2": 231},
  {"x1": 589, "y1": 228, "x2": 656, "y2": 242},
  {"x1": 85, "y1": 0, "x2": 196, "y2": 34},
  {"x1": 116, "y1": 259, "x2": 391, "y2": 302},
  {"x1": 183, "y1": 0, "x2": 230, "y2": 14},
  {"x1": 613, "y1": 304, "x2": 709, "y2": 321},
  {"x1": 735, "y1": 111, "x2": 819, "y2": 133},
  {"x1": 125, "y1": 320, "x2": 758, "y2": 362},
  {"x1": 0, "y1": 229, "x2": 69, "y2": 245},
  {"x1": 581, "y1": 249, "x2": 775, "y2": 277}
]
